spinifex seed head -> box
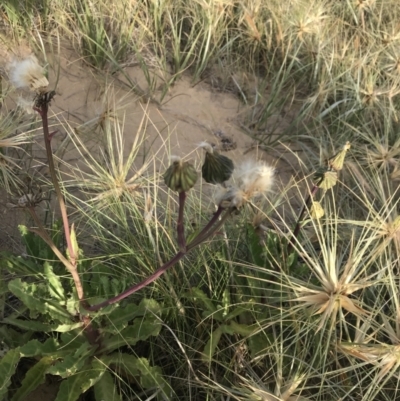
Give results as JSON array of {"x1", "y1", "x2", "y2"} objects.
[
  {"x1": 314, "y1": 168, "x2": 338, "y2": 190},
  {"x1": 164, "y1": 159, "x2": 198, "y2": 193},
  {"x1": 328, "y1": 141, "x2": 351, "y2": 171}
]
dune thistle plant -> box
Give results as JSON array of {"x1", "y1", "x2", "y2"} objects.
[
  {"x1": 0, "y1": 51, "x2": 278, "y2": 400},
  {"x1": 2, "y1": 54, "x2": 248, "y2": 325}
]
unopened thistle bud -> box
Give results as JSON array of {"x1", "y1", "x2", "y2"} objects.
[
  {"x1": 164, "y1": 159, "x2": 198, "y2": 193},
  {"x1": 199, "y1": 142, "x2": 234, "y2": 184}
]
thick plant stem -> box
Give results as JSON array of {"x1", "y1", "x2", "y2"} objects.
[
  {"x1": 187, "y1": 205, "x2": 226, "y2": 249},
  {"x1": 36, "y1": 98, "x2": 96, "y2": 341},
  {"x1": 89, "y1": 203, "x2": 232, "y2": 311},
  {"x1": 39, "y1": 103, "x2": 76, "y2": 268},
  {"x1": 177, "y1": 191, "x2": 186, "y2": 251},
  {"x1": 28, "y1": 207, "x2": 84, "y2": 296},
  {"x1": 89, "y1": 251, "x2": 186, "y2": 311},
  {"x1": 287, "y1": 184, "x2": 319, "y2": 254}
]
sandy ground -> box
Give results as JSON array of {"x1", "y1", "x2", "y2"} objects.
[{"x1": 0, "y1": 44, "x2": 306, "y2": 253}]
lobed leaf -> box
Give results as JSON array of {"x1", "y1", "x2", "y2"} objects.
[
  {"x1": 54, "y1": 360, "x2": 106, "y2": 401},
  {"x1": 202, "y1": 326, "x2": 224, "y2": 362},
  {"x1": 0, "y1": 348, "x2": 20, "y2": 400},
  {"x1": 2, "y1": 317, "x2": 53, "y2": 332},
  {"x1": 102, "y1": 318, "x2": 162, "y2": 353},
  {"x1": 44, "y1": 262, "x2": 65, "y2": 301},
  {"x1": 20, "y1": 338, "x2": 59, "y2": 357},
  {"x1": 47, "y1": 342, "x2": 96, "y2": 378},
  {"x1": 93, "y1": 370, "x2": 122, "y2": 401},
  {"x1": 101, "y1": 353, "x2": 172, "y2": 396},
  {"x1": 104, "y1": 298, "x2": 161, "y2": 332},
  {"x1": 11, "y1": 356, "x2": 53, "y2": 401},
  {"x1": 8, "y1": 279, "x2": 72, "y2": 323}
]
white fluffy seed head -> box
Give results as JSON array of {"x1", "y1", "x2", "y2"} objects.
[
  {"x1": 215, "y1": 160, "x2": 275, "y2": 209},
  {"x1": 17, "y1": 96, "x2": 35, "y2": 114},
  {"x1": 9, "y1": 55, "x2": 49, "y2": 91},
  {"x1": 234, "y1": 159, "x2": 275, "y2": 196}
]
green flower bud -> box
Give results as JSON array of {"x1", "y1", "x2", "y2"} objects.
[
  {"x1": 164, "y1": 160, "x2": 198, "y2": 192},
  {"x1": 202, "y1": 151, "x2": 234, "y2": 184}
]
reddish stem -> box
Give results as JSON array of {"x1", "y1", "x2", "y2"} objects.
[
  {"x1": 88, "y1": 203, "x2": 231, "y2": 311},
  {"x1": 88, "y1": 251, "x2": 186, "y2": 311},
  {"x1": 177, "y1": 191, "x2": 186, "y2": 252},
  {"x1": 187, "y1": 205, "x2": 225, "y2": 249},
  {"x1": 287, "y1": 184, "x2": 320, "y2": 253}
]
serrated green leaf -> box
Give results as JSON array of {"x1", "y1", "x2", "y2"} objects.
[
  {"x1": 105, "y1": 299, "x2": 161, "y2": 331},
  {"x1": 185, "y1": 287, "x2": 218, "y2": 316},
  {"x1": 0, "y1": 348, "x2": 20, "y2": 400},
  {"x1": 65, "y1": 295, "x2": 80, "y2": 315},
  {"x1": 8, "y1": 279, "x2": 72, "y2": 323},
  {"x1": 102, "y1": 319, "x2": 162, "y2": 353},
  {"x1": 19, "y1": 225, "x2": 57, "y2": 260},
  {"x1": 47, "y1": 343, "x2": 95, "y2": 378},
  {"x1": 224, "y1": 306, "x2": 249, "y2": 321},
  {"x1": 20, "y1": 338, "x2": 59, "y2": 357},
  {"x1": 228, "y1": 321, "x2": 256, "y2": 337},
  {"x1": 2, "y1": 317, "x2": 52, "y2": 332},
  {"x1": 8, "y1": 278, "x2": 49, "y2": 315},
  {"x1": 101, "y1": 353, "x2": 171, "y2": 395},
  {"x1": 202, "y1": 326, "x2": 224, "y2": 362},
  {"x1": 0, "y1": 326, "x2": 20, "y2": 348},
  {"x1": 54, "y1": 360, "x2": 106, "y2": 401},
  {"x1": 247, "y1": 223, "x2": 266, "y2": 267},
  {"x1": 52, "y1": 322, "x2": 84, "y2": 332},
  {"x1": 4, "y1": 255, "x2": 40, "y2": 276},
  {"x1": 111, "y1": 278, "x2": 121, "y2": 295},
  {"x1": 94, "y1": 371, "x2": 122, "y2": 401},
  {"x1": 11, "y1": 356, "x2": 53, "y2": 401},
  {"x1": 43, "y1": 300, "x2": 74, "y2": 322},
  {"x1": 247, "y1": 331, "x2": 272, "y2": 358},
  {"x1": 59, "y1": 332, "x2": 88, "y2": 350},
  {"x1": 100, "y1": 276, "x2": 110, "y2": 296},
  {"x1": 44, "y1": 262, "x2": 65, "y2": 301}
]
